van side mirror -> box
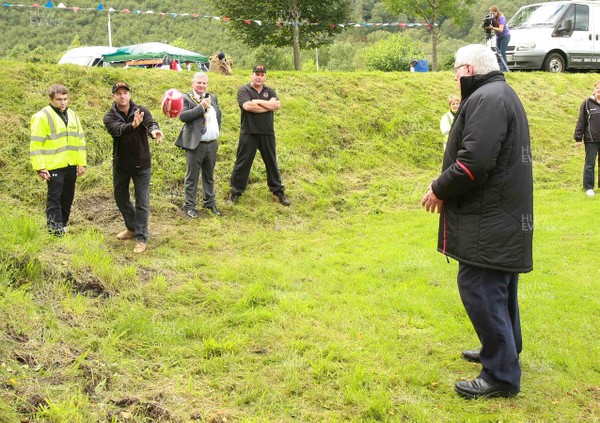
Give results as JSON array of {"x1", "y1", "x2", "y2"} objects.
[{"x1": 557, "y1": 19, "x2": 573, "y2": 33}]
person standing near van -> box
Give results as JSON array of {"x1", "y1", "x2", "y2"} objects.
[
  {"x1": 574, "y1": 80, "x2": 600, "y2": 196},
  {"x1": 488, "y1": 5, "x2": 510, "y2": 71},
  {"x1": 30, "y1": 84, "x2": 86, "y2": 236}
]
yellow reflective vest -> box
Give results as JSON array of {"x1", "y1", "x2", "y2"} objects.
[{"x1": 30, "y1": 105, "x2": 86, "y2": 171}]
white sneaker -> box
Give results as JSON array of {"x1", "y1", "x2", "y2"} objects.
[{"x1": 586, "y1": 189, "x2": 595, "y2": 197}]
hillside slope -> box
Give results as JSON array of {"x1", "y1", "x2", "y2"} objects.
[
  {"x1": 1, "y1": 62, "x2": 598, "y2": 422},
  {"x1": 0, "y1": 60, "x2": 590, "y2": 213}
]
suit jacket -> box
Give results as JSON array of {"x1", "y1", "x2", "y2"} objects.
[{"x1": 175, "y1": 92, "x2": 222, "y2": 150}]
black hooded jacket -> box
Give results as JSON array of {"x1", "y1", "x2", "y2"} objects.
[
  {"x1": 574, "y1": 95, "x2": 600, "y2": 143},
  {"x1": 431, "y1": 71, "x2": 533, "y2": 273}
]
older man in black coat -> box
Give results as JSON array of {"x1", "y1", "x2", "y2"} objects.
[
  {"x1": 421, "y1": 44, "x2": 533, "y2": 399},
  {"x1": 176, "y1": 72, "x2": 223, "y2": 218}
]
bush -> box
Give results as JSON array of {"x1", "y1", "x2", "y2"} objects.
[
  {"x1": 326, "y1": 41, "x2": 358, "y2": 71},
  {"x1": 252, "y1": 45, "x2": 293, "y2": 71},
  {"x1": 360, "y1": 33, "x2": 423, "y2": 72},
  {"x1": 7, "y1": 44, "x2": 60, "y2": 64}
]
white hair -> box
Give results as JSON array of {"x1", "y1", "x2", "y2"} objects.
[
  {"x1": 192, "y1": 72, "x2": 208, "y2": 81},
  {"x1": 455, "y1": 44, "x2": 500, "y2": 75}
]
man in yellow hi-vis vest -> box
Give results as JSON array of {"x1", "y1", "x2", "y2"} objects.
[{"x1": 30, "y1": 84, "x2": 86, "y2": 236}]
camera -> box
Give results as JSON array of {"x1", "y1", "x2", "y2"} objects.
[{"x1": 482, "y1": 12, "x2": 495, "y2": 38}]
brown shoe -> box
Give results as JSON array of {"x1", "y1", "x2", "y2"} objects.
[
  {"x1": 133, "y1": 241, "x2": 146, "y2": 253},
  {"x1": 117, "y1": 229, "x2": 135, "y2": 240}
]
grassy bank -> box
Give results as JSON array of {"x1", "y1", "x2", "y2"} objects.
[{"x1": 0, "y1": 61, "x2": 598, "y2": 421}]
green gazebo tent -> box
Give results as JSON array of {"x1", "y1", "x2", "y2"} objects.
[{"x1": 102, "y1": 42, "x2": 208, "y2": 65}]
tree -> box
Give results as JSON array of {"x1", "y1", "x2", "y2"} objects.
[
  {"x1": 382, "y1": 0, "x2": 473, "y2": 71},
  {"x1": 209, "y1": 0, "x2": 353, "y2": 70}
]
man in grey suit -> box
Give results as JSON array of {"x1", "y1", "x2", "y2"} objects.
[{"x1": 176, "y1": 72, "x2": 222, "y2": 217}]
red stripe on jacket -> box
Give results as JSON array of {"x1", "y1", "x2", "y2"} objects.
[{"x1": 456, "y1": 160, "x2": 475, "y2": 181}]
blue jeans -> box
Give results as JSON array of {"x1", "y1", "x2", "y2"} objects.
[
  {"x1": 496, "y1": 35, "x2": 510, "y2": 71},
  {"x1": 113, "y1": 166, "x2": 151, "y2": 242},
  {"x1": 583, "y1": 142, "x2": 600, "y2": 190}
]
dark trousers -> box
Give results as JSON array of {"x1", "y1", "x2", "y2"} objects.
[
  {"x1": 184, "y1": 140, "x2": 218, "y2": 210},
  {"x1": 113, "y1": 166, "x2": 151, "y2": 242},
  {"x1": 458, "y1": 262, "x2": 522, "y2": 392},
  {"x1": 583, "y1": 142, "x2": 600, "y2": 189},
  {"x1": 230, "y1": 133, "x2": 284, "y2": 194},
  {"x1": 46, "y1": 165, "x2": 77, "y2": 233}
]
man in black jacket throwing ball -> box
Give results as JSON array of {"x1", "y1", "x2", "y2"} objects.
[
  {"x1": 421, "y1": 44, "x2": 533, "y2": 399},
  {"x1": 104, "y1": 82, "x2": 164, "y2": 253}
]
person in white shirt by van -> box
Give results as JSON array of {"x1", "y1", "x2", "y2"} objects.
[{"x1": 574, "y1": 81, "x2": 600, "y2": 196}]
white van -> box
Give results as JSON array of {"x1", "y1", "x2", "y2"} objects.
[
  {"x1": 506, "y1": 1, "x2": 599, "y2": 72},
  {"x1": 58, "y1": 46, "x2": 117, "y2": 67}
]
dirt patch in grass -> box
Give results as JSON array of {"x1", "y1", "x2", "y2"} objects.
[
  {"x1": 6, "y1": 323, "x2": 29, "y2": 343},
  {"x1": 75, "y1": 192, "x2": 121, "y2": 224},
  {"x1": 15, "y1": 393, "x2": 48, "y2": 415},
  {"x1": 110, "y1": 397, "x2": 173, "y2": 421},
  {"x1": 80, "y1": 359, "x2": 113, "y2": 395},
  {"x1": 62, "y1": 269, "x2": 112, "y2": 298}
]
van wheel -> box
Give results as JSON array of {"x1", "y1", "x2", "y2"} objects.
[{"x1": 543, "y1": 53, "x2": 565, "y2": 72}]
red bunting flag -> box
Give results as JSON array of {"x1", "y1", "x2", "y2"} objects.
[{"x1": 0, "y1": 4, "x2": 437, "y2": 30}]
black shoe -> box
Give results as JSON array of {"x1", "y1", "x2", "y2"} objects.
[
  {"x1": 274, "y1": 191, "x2": 291, "y2": 206},
  {"x1": 462, "y1": 350, "x2": 481, "y2": 363},
  {"x1": 186, "y1": 209, "x2": 199, "y2": 219},
  {"x1": 455, "y1": 378, "x2": 517, "y2": 399},
  {"x1": 226, "y1": 192, "x2": 239, "y2": 205},
  {"x1": 205, "y1": 205, "x2": 222, "y2": 216},
  {"x1": 48, "y1": 228, "x2": 65, "y2": 238}
]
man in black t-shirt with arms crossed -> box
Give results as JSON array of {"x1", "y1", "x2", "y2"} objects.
[{"x1": 227, "y1": 65, "x2": 290, "y2": 206}]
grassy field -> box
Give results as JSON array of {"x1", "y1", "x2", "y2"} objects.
[{"x1": 0, "y1": 61, "x2": 599, "y2": 422}]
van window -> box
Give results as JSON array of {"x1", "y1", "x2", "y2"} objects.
[
  {"x1": 560, "y1": 4, "x2": 589, "y2": 31},
  {"x1": 509, "y1": 3, "x2": 567, "y2": 28},
  {"x1": 573, "y1": 5, "x2": 589, "y2": 31}
]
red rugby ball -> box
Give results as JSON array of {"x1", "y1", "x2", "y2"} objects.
[{"x1": 161, "y1": 88, "x2": 184, "y2": 118}]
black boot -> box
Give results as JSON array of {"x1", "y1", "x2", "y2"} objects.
[{"x1": 274, "y1": 191, "x2": 291, "y2": 206}]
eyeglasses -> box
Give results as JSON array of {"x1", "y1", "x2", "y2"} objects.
[{"x1": 453, "y1": 64, "x2": 468, "y2": 72}]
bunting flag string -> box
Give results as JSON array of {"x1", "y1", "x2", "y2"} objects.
[{"x1": 1, "y1": 2, "x2": 437, "y2": 29}]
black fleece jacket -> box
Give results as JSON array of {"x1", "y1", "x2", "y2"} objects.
[
  {"x1": 574, "y1": 96, "x2": 600, "y2": 143},
  {"x1": 103, "y1": 101, "x2": 159, "y2": 171}
]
